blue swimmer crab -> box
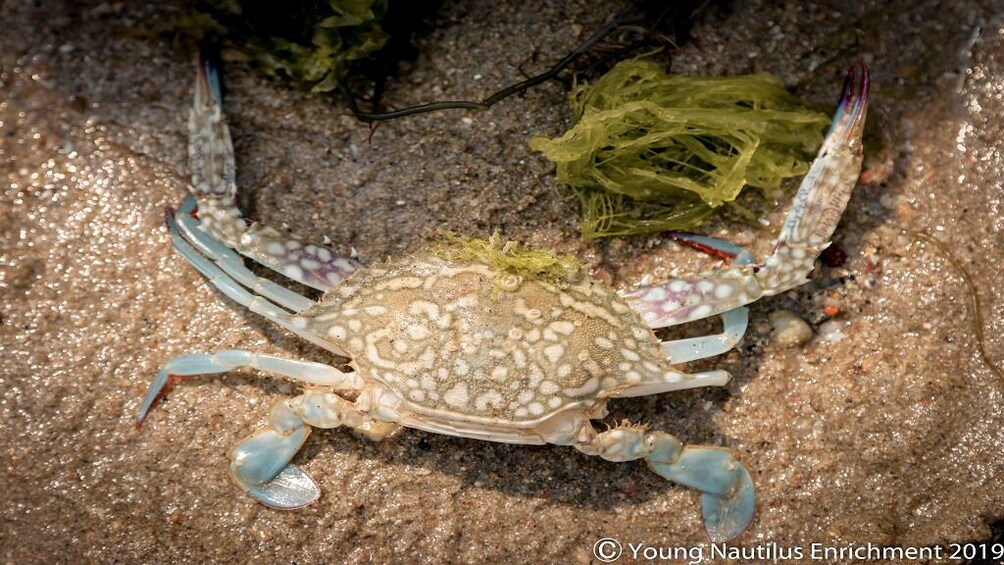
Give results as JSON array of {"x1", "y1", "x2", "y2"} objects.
[{"x1": 136, "y1": 58, "x2": 868, "y2": 542}]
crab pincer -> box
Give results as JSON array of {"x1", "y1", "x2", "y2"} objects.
[{"x1": 624, "y1": 63, "x2": 869, "y2": 329}]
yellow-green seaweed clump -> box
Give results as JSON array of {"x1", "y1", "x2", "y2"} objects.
[
  {"x1": 429, "y1": 231, "x2": 582, "y2": 288},
  {"x1": 529, "y1": 60, "x2": 831, "y2": 239}
]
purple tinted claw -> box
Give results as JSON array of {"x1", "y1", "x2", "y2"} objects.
[
  {"x1": 826, "y1": 64, "x2": 855, "y2": 137},
  {"x1": 766, "y1": 63, "x2": 868, "y2": 290},
  {"x1": 824, "y1": 62, "x2": 869, "y2": 149},
  {"x1": 625, "y1": 268, "x2": 760, "y2": 328}
]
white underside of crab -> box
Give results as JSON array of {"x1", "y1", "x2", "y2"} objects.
[{"x1": 137, "y1": 56, "x2": 868, "y2": 543}]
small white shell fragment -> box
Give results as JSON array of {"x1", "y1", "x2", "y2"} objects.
[
  {"x1": 768, "y1": 309, "x2": 814, "y2": 348},
  {"x1": 817, "y1": 319, "x2": 850, "y2": 343}
]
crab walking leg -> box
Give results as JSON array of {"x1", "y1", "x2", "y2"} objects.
[
  {"x1": 611, "y1": 370, "x2": 732, "y2": 400},
  {"x1": 135, "y1": 350, "x2": 363, "y2": 427},
  {"x1": 188, "y1": 55, "x2": 362, "y2": 291},
  {"x1": 171, "y1": 197, "x2": 314, "y2": 312},
  {"x1": 575, "y1": 422, "x2": 755, "y2": 543},
  {"x1": 609, "y1": 367, "x2": 731, "y2": 399},
  {"x1": 625, "y1": 64, "x2": 869, "y2": 328},
  {"x1": 230, "y1": 391, "x2": 391, "y2": 508},
  {"x1": 660, "y1": 307, "x2": 749, "y2": 364},
  {"x1": 166, "y1": 212, "x2": 348, "y2": 356}
]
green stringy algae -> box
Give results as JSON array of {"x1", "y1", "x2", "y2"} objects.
[
  {"x1": 428, "y1": 232, "x2": 582, "y2": 289},
  {"x1": 529, "y1": 60, "x2": 831, "y2": 239}
]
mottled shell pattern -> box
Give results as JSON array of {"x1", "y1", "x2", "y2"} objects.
[{"x1": 301, "y1": 251, "x2": 677, "y2": 424}]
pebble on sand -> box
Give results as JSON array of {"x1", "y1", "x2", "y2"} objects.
[{"x1": 769, "y1": 309, "x2": 814, "y2": 348}]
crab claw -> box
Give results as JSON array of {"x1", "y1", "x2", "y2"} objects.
[
  {"x1": 228, "y1": 408, "x2": 320, "y2": 509},
  {"x1": 234, "y1": 464, "x2": 320, "y2": 509},
  {"x1": 647, "y1": 447, "x2": 756, "y2": 543},
  {"x1": 625, "y1": 64, "x2": 870, "y2": 329}
]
